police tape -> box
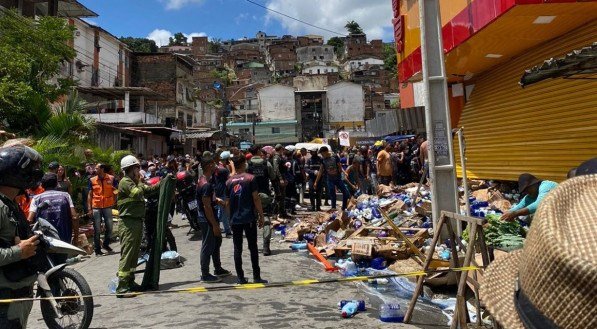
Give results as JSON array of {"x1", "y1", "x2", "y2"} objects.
[{"x1": 0, "y1": 266, "x2": 479, "y2": 303}]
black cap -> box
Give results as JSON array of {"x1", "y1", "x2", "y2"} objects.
[
  {"x1": 576, "y1": 157, "x2": 597, "y2": 177},
  {"x1": 48, "y1": 161, "x2": 59, "y2": 170},
  {"x1": 319, "y1": 146, "x2": 329, "y2": 153},
  {"x1": 518, "y1": 173, "x2": 541, "y2": 195}
]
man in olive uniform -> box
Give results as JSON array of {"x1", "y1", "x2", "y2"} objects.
[
  {"x1": 247, "y1": 146, "x2": 275, "y2": 256},
  {"x1": 116, "y1": 155, "x2": 162, "y2": 296},
  {"x1": 0, "y1": 145, "x2": 44, "y2": 328}
]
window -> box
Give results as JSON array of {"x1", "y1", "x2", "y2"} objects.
[
  {"x1": 313, "y1": 56, "x2": 317, "y2": 60},
  {"x1": 239, "y1": 105, "x2": 245, "y2": 110},
  {"x1": 239, "y1": 128, "x2": 250, "y2": 134},
  {"x1": 272, "y1": 127, "x2": 281, "y2": 134},
  {"x1": 320, "y1": 56, "x2": 324, "y2": 60},
  {"x1": 324, "y1": 48, "x2": 328, "y2": 52}
]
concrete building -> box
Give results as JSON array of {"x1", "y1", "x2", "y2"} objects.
[
  {"x1": 325, "y1": 81, "x2": 365, "y2": 131},
  {"x1": 0, "y1": 0, "x2": 97, "y2": 17},
  {"x1": 298, "y1": 35, "x2": 324, "y2": 47},
  {"x1": 343, "y1": 57, "x2": 385, "y2": 73},
  {"x1": 302, "y1": 63, "x2": 339, "y2": 75},
  {"x1": 158, "y1": 45, "x2": 193, "y2": 54},
  {"x1": 223, "y1": 120, "x2": 298, "y2": 145},
  {"x1": 257, "y1": 84, "x2": 296, "y2": 121},
  {"x1": 296, "y1": 45, "x2": 335, "y2": 63}
]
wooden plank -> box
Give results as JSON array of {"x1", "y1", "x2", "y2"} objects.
[
  {"x1": 382, "y1": 210, "x2": 426, "y2": 261},
  {"x1": 440, "y1": 211, "x2": 487, "y2": 226},
  {"x1": 351, "y1": 242, "x2": 373, "y2": 256}
]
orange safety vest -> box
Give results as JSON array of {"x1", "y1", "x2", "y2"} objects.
[{"x1": 90, "y1": 174, "x2": 116, "y2": 209}]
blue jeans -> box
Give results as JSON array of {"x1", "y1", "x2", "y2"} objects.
[
  {"x1": 326, "y1": 177, "x2": 350, "y2": 210},
  {"x1": 92, "y1": 207, "x2": 113, "y2": 251},
  {"x1": 216, "y1": 204, "x2": 231, "y2": 234}
]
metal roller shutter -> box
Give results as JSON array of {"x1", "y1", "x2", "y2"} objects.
[{"x1": 455, "y1": 20, "x2": 597, "y2": 182}]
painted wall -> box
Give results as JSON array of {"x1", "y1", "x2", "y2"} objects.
[
  {"x1": 72, "y1": 19, "x2": 96, "y2": 87},
  {"x1": 258, "y1": 85, "x2": 296, "y2": 121},
  {"x1": 326, "y1": 82, "x2": 365, "y2": 124}
]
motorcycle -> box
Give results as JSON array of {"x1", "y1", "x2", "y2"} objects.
[
  {"x1": 33, "y1": 219, "x2": 94, "y2": 329},
  {"x1": 175, "y1": 171, "x2": 201, "y2": 234}
]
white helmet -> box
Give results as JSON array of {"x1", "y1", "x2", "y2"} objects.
[{"x1": 120, "y1": 155, "x2": 140, "y2": 170}]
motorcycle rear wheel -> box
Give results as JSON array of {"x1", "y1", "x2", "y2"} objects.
[{"x1": 40, "y1": 267, "x2": 94, "y2": 329}]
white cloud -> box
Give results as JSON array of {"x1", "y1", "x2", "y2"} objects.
[
  {"x1": 81, "y1": 18, "x2": 98, "y2": 26},
  {"x1": 160, "y1": 0, "x2": 205, "y2": 10},
  {"x1": 235, "y1": 13, "x2": 249, "y2": 25},
  {"x1": 147, "y1": 29, "x2": 207, "y2": 47},
  {"x1": 264, "y1": 0, "x2": 393, "y2": 41}
]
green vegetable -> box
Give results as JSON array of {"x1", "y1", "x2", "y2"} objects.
[{"x1": 461, "y1": 214, "x2": 524, "y2": 248}]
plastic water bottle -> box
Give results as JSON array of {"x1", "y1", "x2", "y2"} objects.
[
  {"x1": 341, "y1": 301, "x2": 359, "y2": 318},
  {"x1": 439, "y1": 249, "x2": 451, "y2": 260},
  {"x1": 367, "y1": 278, "x2": 389, "y2": 286},
  {"x1": 338, "y1": 299, "x2": 366, "y2": 311},
  {"x1": 290, "y1": 242, "x2": 307, "y2": 250},
  {"x1": 379, "y1": 303, "x2": 404, "y2": 322},
  {"x1": 108, "y1": 277, "x2": 118, "y2": 293},
  {"x1": 370, "y1": 257, "x2": 387, "y2": 270},
  {"x1": 339, "y1": 259, "x2": 357, "y2": 276}
]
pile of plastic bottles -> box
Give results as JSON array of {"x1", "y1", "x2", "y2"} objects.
[{"x1": 346, "y1": 197, "x2": 382, "y2": 222}]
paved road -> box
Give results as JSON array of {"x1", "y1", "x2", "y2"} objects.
[{"x1": 28, "y1": 215, "x2": 449, "y2": 329}]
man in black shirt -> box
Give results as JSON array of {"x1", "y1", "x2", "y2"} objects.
[
  {"x1": 197, "y1": 153, "x2": 231, "y2": 283},
  {"x1": 225, "y1": 155, "x2": 267, "y2": 285},
  {"x1": 247, "y1": 146, "x2": 275, "y2": 256},
  {"x1": 305, "y1": 149, "x2": 323, "y2": 211}
]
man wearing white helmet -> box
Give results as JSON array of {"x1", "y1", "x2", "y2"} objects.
[{"x1": 115, "y1": 155, "x2": 163, "y2": 296}]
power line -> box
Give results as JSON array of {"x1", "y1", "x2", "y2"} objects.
[{"x1": 244, "y1": 0, "x2": 347, "y2": 37}]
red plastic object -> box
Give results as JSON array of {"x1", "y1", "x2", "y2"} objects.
[{"x1": 307, "y1": 243, "x2": 338, "y2": 272}]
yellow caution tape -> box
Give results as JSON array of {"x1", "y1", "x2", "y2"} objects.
[{"x1": 0, "y1": 266, "x2": 480, "y2": 304}]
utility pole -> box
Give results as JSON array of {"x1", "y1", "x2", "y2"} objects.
[
  {"x1": 213, "y1": 81, "x2": 229, "y2": 147},
  {"x1": 418, "y1": 0, "x2": 459, "y2": 231}
]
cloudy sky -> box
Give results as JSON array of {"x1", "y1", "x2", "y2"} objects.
[{"x1": 80, "y1": 0, "x2": 395, "y2": 46}]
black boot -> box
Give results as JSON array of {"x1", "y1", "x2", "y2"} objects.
[{"x1": 263, "y1": 240, "x2": 272, "y2": 256}]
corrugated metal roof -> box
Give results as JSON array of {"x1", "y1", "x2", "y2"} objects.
[
  {"x1": 185, "y1": 130, "x2": 222, "y2": 139},
  {"x1": 520, "y1": 42, "x2": 597, "y2": 87}
]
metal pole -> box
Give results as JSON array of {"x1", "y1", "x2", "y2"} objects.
[
  {"x1": 222, "y1": 89, "x2": 228, "y2": 147},
  {"x1": 418, "y1": 0, "x2": 459, "y2": 235},
  {"x1": 457, "y1": 127, "x2": 469, "y2": 235}
]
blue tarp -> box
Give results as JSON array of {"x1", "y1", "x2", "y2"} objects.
[{"x1": 383, "y1": 135, "x2": 416, "y2": 144}]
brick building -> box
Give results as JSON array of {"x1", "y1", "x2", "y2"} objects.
[
  {"x1": 265, "y1": 36, "x2": 299, "y2": 78},
  {"x1": 132, "y1": 53, "x2": 199, "y2": 128},
  {"x1": 344, "y1": 33, "x2": 383, "y2": 59}
]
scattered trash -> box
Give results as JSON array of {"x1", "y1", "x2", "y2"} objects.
[
  {"x1": 379, "y1": 303, "x2": 404, "y2": 323},
  {"x1": 338, "y1": 299, "x2": 366, "y2": 311}
]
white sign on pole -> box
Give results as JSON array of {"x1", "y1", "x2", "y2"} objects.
[{"x1": 339, "y1": 131, "x2": 350, "y2": 147}]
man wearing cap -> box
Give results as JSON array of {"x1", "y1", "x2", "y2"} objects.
[
  {"x1": 47, "y1": 161, "x2": 59, "y2": 174},
  {"x1": 212, "y1": 150, "x2": 233, "y2": 238},
  {"x1": 499, "y1": 173, "x2": 558, "y2": 223},
  {"x1": 88, "y1": 163, "x2": 118, "y2": 256},
  {"x1": 480, "y1": 174, "x2": 597, "y2": 329},
  {"x1": 197, "y1": 153, "x2": 231, "y2": 283}
]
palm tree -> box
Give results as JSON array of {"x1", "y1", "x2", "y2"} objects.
[
  {"x1": 345, "y1": 20, "x2": 364, "y2": 35},
  {"x1": 41, "y1": 90, "x2": 95, "y2": 140}
]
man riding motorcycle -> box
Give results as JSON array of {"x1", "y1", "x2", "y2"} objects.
[{"x1": 0, "y1": 145, "x2": 44, "y2": 328}]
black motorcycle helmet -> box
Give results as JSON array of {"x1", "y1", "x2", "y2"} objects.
[{"x1": 0, "y1": 145, "x2": 44, "y2": 190}]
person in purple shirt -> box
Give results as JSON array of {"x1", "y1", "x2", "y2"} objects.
[{"x1": 225, "y1": 155, "x2": 267, "y2": 285}]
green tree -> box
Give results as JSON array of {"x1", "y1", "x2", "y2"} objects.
[
  {"x1": 119, "y1": 36, "x2": 158, "y2": 53},
  {"x1": 168, "y1": 32, "x2": 187, "y2": 46},
  {"x1": 383, "y1": 42, "x2": 398, "y2": 77},
  {"x1": 0, "y1": 10, "x2": 76, "y2": 134},
  {"x1": 345, "y1": 20, "x2": 364, "y2": 34},
  {"x1": 327, "y1": 36, "x2": 345, "y2": 57},
  {"x1": 208, "y1": 38, "x2": 222, "y2": 53}
]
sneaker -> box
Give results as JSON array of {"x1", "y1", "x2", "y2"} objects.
[
  {"x1": 214, "y1": 268, "x2": 232, "y2": 277},
  {"x1": 201, "y1": 274, "x2": 222, "y2": 283},
  {"x1": 95, "y1": 250, "x2": 105, "y2": 256},
  {"x1": 237, "y1": 277, "x2": 249, "y2": 285},
  {"x1": 295, "y1": 205, "x2": 306, "y2": 211},
  {"x1": 253, "y1": 278, "x2": 269, "y2": 284},
  {"x1": 225, "y1": 233, "x2": 233, "y2": 239},
  {"x1": 103, "y1": 245, "x2": 114, "y2": 253}
]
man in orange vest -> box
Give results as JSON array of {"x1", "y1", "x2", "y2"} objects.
[{"x1": 88, "y1": 163, "x2": 117, "y2": 256}]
